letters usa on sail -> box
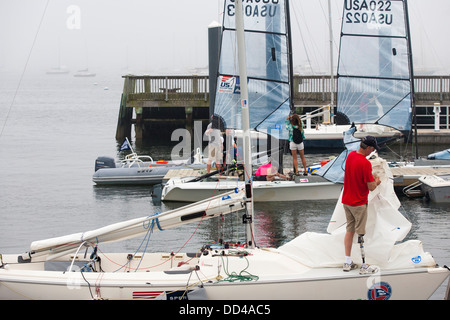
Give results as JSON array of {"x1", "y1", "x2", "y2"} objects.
[{"x1": 345, "y1": 0, "x2": 394, "y2": 25}]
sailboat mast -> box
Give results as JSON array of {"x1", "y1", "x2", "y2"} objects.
[
  {"x1": 404, "y1": 0, "x2": 418, "y2": 159},
  {"x1": 327, "y1": 0, "x2": 334, "y2": 109},
  {"x1": 235, "y1": 0, "x2": 255, "y2": 248},
  {"x1": 286, "y1": 0, "x2": 295, "y2": 112}
]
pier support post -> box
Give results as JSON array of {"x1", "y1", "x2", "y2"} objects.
[
  {"x1": 115, "y1": 93, "x2": 132, "y2": 141},
  {"x1": 208, "y1": 21, "x2": 221, "y2": 116},
  {"x1": 434, "y1": 103, "x2": 441, "y2": 132},
  {"x1": 134, "y1": 107, "x2": 143, "y2": 140}
]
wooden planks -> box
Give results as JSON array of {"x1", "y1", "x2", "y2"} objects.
[{"x1": 391, "y1": 167, "x2": 450, "y2": 187}]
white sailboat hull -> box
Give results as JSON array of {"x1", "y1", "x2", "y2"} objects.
[
  {"x1": 161, "y1": 177, "x2": 342, "y2": 202},
  {"x1": 0, "y1": 250, "x2": 447, "y2": 300},
  {"x1": 303, "y1": 124, "x2": 402, "y2": 148}
]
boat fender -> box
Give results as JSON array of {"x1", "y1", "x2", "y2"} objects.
[{"x1": 157, "y1": 160, "x2": 168, "y2": 164}]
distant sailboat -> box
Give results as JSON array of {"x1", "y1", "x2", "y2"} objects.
[
  {"x1": 46, "y1": 66, "x2": 69, "y2": 75},
  {"x1": 46, "y1": 39, "x2": 69, "y2": 75},
  {"x1": 74, "y1": 68, "x2": 96, "y2": 77}
]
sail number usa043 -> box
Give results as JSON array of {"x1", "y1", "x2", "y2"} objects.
[
  {"x1": 226, "y1": 0, "x2": 280, "y2": 18},
  {"x1": 345, "y1": 0, "x2": 393, "y2": 25}
]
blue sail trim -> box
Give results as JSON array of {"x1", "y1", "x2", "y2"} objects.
[{"x1": 315, "y1": 127, "x2": 360, "y2": 184}]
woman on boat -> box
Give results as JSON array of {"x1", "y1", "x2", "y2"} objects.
[
  {"x1": 254, "y1": 160, "x2": 287, "y2": 182},
  {"x1": 286, "y1": 113, "x2": 307, "y2": 176}
]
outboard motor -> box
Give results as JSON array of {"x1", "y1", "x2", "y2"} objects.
[{"x1": 95, "y1": 156, "x2": 116, "y2": 171}]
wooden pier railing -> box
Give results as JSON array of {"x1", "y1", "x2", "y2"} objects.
[
  {"x1": 123, "y1": 75, "x2": 209, "y2": 108},
  {"x1": 116, "y1": 74, "x2": 450, "y2": 140}
]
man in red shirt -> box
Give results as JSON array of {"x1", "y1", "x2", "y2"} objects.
[{"x1": 342, "y1": 136, "x2": 381, "y2": 274}]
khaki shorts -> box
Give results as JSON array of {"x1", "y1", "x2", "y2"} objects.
[
  {"x1": 208, "y1": 144, "x2": 223, "y2": 164},
  {"x1": 289, "y1": 141, "x2": 304, "y2": 151},
  {"x1": 343, "y1": 204, "x2": 368, "y2": 235}
]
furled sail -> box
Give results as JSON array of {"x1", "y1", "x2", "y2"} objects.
[
  {"x1": 28, "y1": 189, "x2": 246, "y2": 259},
  {"x1": 213, "y1": 0, "x2": 293, "y2": 139},
  {"x1": 336, "y1": 0, "x2": 413, "y2": 134}
]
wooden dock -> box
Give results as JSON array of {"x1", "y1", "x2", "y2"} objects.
[
  {"x1": 391, "y1": 166, "x2": 450, "y2": 187},
  {"x1": 163, "y1": 168, "x2": 203, "y2": 181},
  {"x1": 115, "y1": 74, "x2": 450, "y2": 141}
]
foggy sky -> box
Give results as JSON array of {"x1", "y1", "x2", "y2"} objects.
[{"x1": 0, "y1": 0, "x2": 449, "y2": 76}]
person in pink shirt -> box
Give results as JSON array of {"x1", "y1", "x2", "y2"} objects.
[{"x1": 254, "y1": 161, "x2": 287, "y2": 182}]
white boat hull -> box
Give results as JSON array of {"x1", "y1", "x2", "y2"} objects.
[
  {"x1": 161, "y1": 177, "x2": 342, "y2": 202},
  {"x1": 93, "y1": 163, "x2": 206, "y2": 185},
  {"x1": 303, "y1": 124, "x2": 402, "y2": 148},
  {"x1": 419, "y1": 175, "x2": 450, "y2": 203},
  {"x1": 0, "y1": 250, "x2": 447, "y2": 300}
]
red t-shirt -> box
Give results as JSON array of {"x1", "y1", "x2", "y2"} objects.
[{"x1": 342, "y1": 151, "x2": 374, "y2": 206}]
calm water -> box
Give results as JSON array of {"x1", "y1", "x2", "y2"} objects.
[{"x1": 0, "y1": 72, "x2": 448, "y2": 299}]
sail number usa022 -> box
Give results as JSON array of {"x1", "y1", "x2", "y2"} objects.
[
  {"x1": 345, "y1": 0, "x2": 393, "y2": 25},
  {"x1": 226, "y1": 0, "x2": 280, "y2": 18}
]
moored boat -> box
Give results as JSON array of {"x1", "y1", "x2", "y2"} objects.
[{"x1": 419, "y1": 174, "x2": 450, "y2": 203}]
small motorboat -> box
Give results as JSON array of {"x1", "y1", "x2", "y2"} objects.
[
  {"x1": 93, "y1": 148, "x2": 207, "y2": 186},
  {"x1": 419, "y1": 174, "x2": 450, "y2": 203}
]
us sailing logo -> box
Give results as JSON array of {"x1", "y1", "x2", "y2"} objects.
[
  {"x1": 367, "y1": 282, "x2": 392, "y2": 300},
  {"x1": 218, "y1": 76, "x2": 236, "y2": 93}
]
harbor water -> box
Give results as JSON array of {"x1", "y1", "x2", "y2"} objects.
[{"x1": 0, "y1": 72, "x2": 448, "y2": 299}]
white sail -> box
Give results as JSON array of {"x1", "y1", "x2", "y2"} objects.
[
  {"x1": 279, "y1": 156, "x2": 436, "y2": 270},
  {"x1": 213, "y1": 0, "x2": 293, "y2": 139},
  {"x1": 336, "y1": 0, "x2": 414, "y2": 133}
]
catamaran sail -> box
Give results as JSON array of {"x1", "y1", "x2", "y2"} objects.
[
  {"x1": 213, "y1": 0, "x2": 293, "y2": 140},
  {"x1": 336, "y1": 0, "x2": 414, "y2": 135}
]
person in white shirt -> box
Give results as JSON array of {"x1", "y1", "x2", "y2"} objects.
[{"x1": 204, "y1": 115, "x2": 223, "y2": 173}]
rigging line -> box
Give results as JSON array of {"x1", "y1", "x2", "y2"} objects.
[
  {"x1": 375, "y1": 92, "x2": 412, "y2": 124},
  {"x1": 224, "y1": 26, "x2": 286, "y2": 37},
  {"x1": 341, "y1": 33, "x2": 408, "y2": 40},
  {"x1": 290, "y1": 2, "x2": 315, "y2": 75},
  {"x1": 255, "y1": 97, "x2": 289, "y2": 130},
  {"x1": 0, "y1": 0, "x2": 50, "y2": 140}
]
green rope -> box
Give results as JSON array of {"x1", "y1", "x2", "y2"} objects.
[{"x1": 219, "y1": 251, "x2": 259, "y2": 283}]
